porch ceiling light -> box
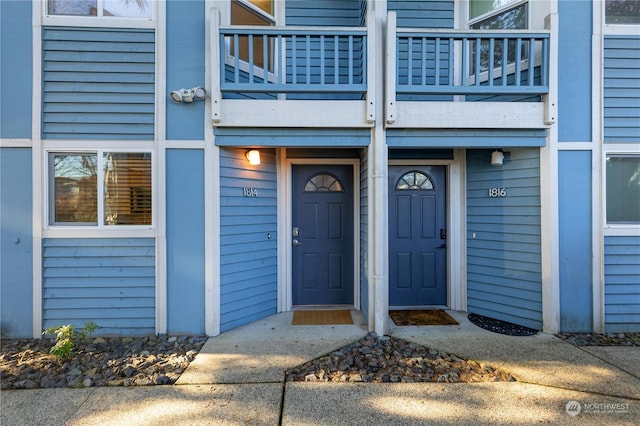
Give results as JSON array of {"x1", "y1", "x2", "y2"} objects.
[
  {"x1": 246, "y1": 150, "x2": 261, "y2": 166},
  {"x1": 169, "y1": 87, "x2": 207, "y2": 104},
  {"x1": 491, "y1": 150, "x2": 504, "y2": 167}
]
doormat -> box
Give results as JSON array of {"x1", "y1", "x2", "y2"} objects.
[
  {"x1": 468, "y1": 313, "x2": 538, "y2": 336},
  {"x1": 389, "y1": 310, "x2": 459, "y2": 326},
  {"x1": 292, "y1": 310, "x2": 353, "y2": 325}
]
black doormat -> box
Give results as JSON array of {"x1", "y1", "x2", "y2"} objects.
[{"x1": 468, "y1": 313, "x2": 538, "y2": 336}]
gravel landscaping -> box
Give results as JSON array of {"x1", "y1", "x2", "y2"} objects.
[
  {"x1": 3, "y1": 331, "x2": 638, "y2": 390},
  {"x1": 1, "y1": 335, "x2": 207, "y2": 390},
  {"x1": 286, "y1": 333, "x2": 516, "y2": 383},
  {"x1": 556, "y1": 332, "x2": 640, "y2": 346}
]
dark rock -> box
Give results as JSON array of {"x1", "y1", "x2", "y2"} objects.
[{"x1": 0, "y1": 334, "x2": 207, "y2": 389}]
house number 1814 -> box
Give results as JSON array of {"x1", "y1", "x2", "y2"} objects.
[
  {"x1": 243, "y1": 187, "x2": 258, "y2": 197},
  {"x1": 488, "y1": 188, "x2": 507, "y2": 197}
]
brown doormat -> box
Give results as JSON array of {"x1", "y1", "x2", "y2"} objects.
[
  {"x1": 390, "y1": 310, "x2": 459, "y2": 326},
  {"x1": 292, "y1": 310, "x2": 353, "y2": 325}
]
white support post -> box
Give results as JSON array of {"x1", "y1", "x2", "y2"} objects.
[
  {"x1": 385, "y1": 11, "x2": 397, "y2": 125},
  {"x1": 32, "y1": 1, "x2": 43, "y2": 338},
  {"x1": 541, "y1": 11, "x2": 560, "y2": 334},
  {"x1": 205, "y1": 5, "x2": 220, "y2": 336},
  {"x1": 370, "y1": 2, "x2": 389, "y2": 336},
  {"x1": 210, "y1": 8, "x2": 222, "y2": 124},
  {"x1": 591, "y1": 1, "x2": 604, "y2": 333},
  {"x1": 154, "y1": 0, "x2": 168, "y2": 336}
]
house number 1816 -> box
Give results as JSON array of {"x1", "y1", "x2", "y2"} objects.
[{"x1": 488, "y1": 188, "x2": 507, "y2": 197}]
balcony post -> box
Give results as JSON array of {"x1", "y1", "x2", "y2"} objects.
[
  {"x1": 210, "y1": 8, "x2": 222, "y2": 123},
  {"x1": 366, "y1": 9, "x2": 376, "y2": 123},
  {"x1": 544, "y1": 13, "x2": 558, "y2": 125},
  {"x1": 385, "y1": 11, "x2": 397, "y2": 124}
]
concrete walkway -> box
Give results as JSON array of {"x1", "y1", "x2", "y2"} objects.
[{"x1": 2, "y1": 311, "x2": 639, "y2": 425}]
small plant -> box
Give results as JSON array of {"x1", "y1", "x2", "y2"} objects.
[{"x1": 43, "y1": 321, "x2": 101, "y2": 360}]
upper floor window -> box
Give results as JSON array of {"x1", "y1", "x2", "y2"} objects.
[
  {"x1": 48, "y1": 0, "x2": 153, "y2": 18},
  {"x1": 468, "y1": 1, "x2": 529, "y2": 75},
  {"x1": 606, "y1": 0, "x2": 640, "y2": 25},
  {"x1": 469, "y1": 0, "x2": 528, "y2": 30},
  {"x1": 230, "y1": 0, "x2": 275, "y2": 70}
]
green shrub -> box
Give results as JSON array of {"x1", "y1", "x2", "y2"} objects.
[{"x1": 43, "y1": 322, "x2": 100, "y2": 360}]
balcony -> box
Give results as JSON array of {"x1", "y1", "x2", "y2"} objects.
[
  {"x1": 210, "y1": 11, "x2": 373, "y2": 128},
  {"x1": 385, "y1": 12, "x2": 556, "y2": 129},
  {"x1": 210, "y1": 10, "x2": 556, "y2": 130}
]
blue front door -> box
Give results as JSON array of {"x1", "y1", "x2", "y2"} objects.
[
  {"x1": 292, "y1": 165, "x2": 354, "y2": 305},
  {"x1": 389, "y1": 166, "x2": 447, "y2": 306}
]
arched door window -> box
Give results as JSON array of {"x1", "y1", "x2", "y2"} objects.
[
  {"x1": 395, "y1": 171, "x2": 434, "y2": 190},
  {"x1": 304, "y1": 173, "x2": 344, "y2": 192}
]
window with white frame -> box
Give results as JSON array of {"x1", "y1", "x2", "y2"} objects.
[
  {"x1": 468, "y1": 0, "x2": 529, "y2": 74},
  {"x1": 230, "y1": 0, "x2": 276, "y2": 72},
  {"x1": 44, "y1": 0, "x2": 155, "y2": 28},
  {"x1": 606, "y1": 155, "x2": 640, "y2": 224},
  {"x1": 469, "y1": 0, "x2": 528, "y2": 29},
  {"x1": 49, "y1": 151, "x2": 152, "y2": 226},
  {"x1": 605, "y1": 0, "x2": 640, "y2": 25},
  {"x1": 47, "y1": 0, "x2": 153, "y2": 18}
]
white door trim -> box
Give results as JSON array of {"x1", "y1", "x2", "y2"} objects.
[{"x1": 280, "y1": 157, "x2": 361, "y2": 312}]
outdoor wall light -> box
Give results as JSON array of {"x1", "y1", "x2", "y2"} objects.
[
  {"x1": 491, "y1": 149, "x2": 505, "y2": 167},
  {"x1": 170, "y1": 87, "x2": 207, "y2": 103},
  {"x1": 246, "y1": 150, "x2": 261, "y2": 165}
]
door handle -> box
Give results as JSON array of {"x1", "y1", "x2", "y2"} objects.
[{"x1": 292, "y1": 239, "x2": 303, "y2": 246}]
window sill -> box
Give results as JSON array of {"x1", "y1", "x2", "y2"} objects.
[
  {"x1": 42, "y1": 15, "x2": 155, "y2": 29},
  {"x1": 43, "y1": 227, "x2": 155, "y2": 239},
  {"x1": 604, "y1": 225, "x2": 640, "y2": 237}
]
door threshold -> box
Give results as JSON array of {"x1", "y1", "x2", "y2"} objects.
[
  {"x1": 292, "y1": 305, "x2": 355, "y2": 311},
  {"x1": 389, "y1": 305, "x2": 450, "y2": 311}
]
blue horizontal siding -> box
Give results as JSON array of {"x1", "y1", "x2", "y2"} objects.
[
  {"x1": 603, "y1": 35, "x2": 640, "y2": 143},
  {"x1": 604, "y1": 236, "x2": 640, "y2": 332},
  {"x1": 219, "y1": 148, "x2": 278, "y2": 332},
  {"x1": 466, "y1": 148, "x2": 542, "y2": 330},
  {"x1": 42, "y1": 27, "x2": 155, "y2": 140},
  {"x1": 0, "y1": 148, "x2": 33, "y2": 337},
  {"x1": 286, "y1": 0, "x2": 361, "y2": 26},
  {"x1": 42, "y1": 238, "x2": 155, "y2": 336},
  {"x1": 387, "y1": 129, "x2": 547, "y2": 148},
  {"x1": 215, "y1": 128, "x2": 370, "y2": 147},
  {"x1": 388, "y1": 0, "x2": 454, "y2": 29}
]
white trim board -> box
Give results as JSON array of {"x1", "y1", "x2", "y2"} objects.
[
  {"x1": 387, "y1": 102, "x2": 547, "y2": 129},
  {"x1": 215, "y1": 100, "x2": 373, "y2": 128},
  {"x1": 0, "y1": 139, "x2": 32, "y2": 148}
]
